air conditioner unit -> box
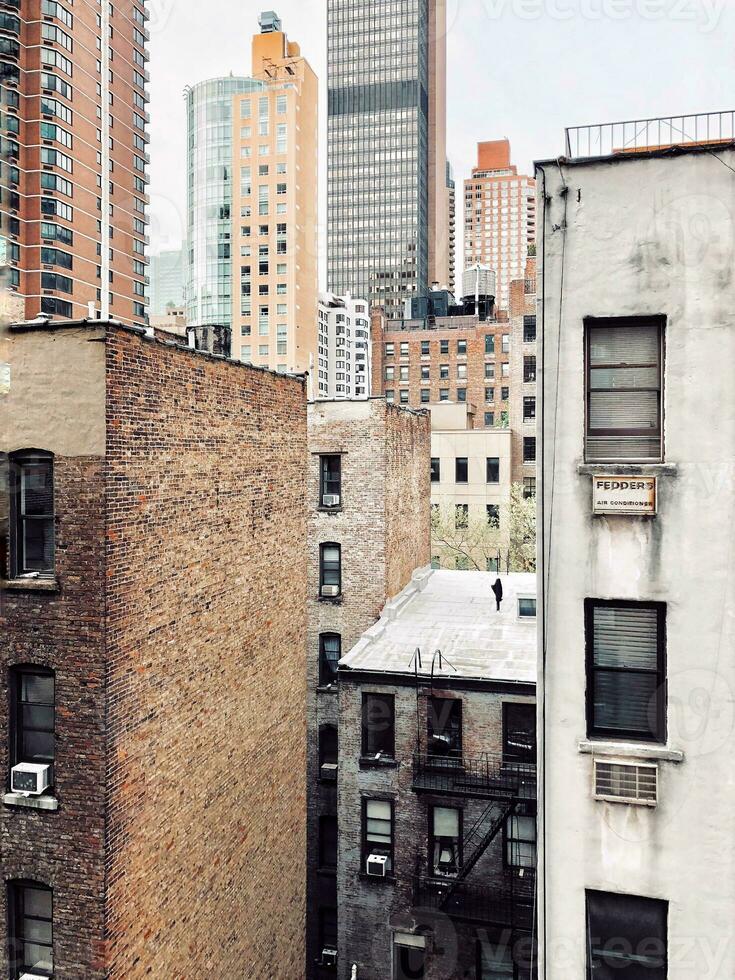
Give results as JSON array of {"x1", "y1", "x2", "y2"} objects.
[
  {"x1": 366, "y1": 853, "x2": 388, "y2": 877},
  {"x1": 321, "y1": 585, "x2": 340, "y2": 598},
  {"x1": 594, "y1": 758, "x2": 657, "y2": 806},
  {"x1": 321, "y1": 947, "x2": 338, "y2": 968},
  {"x1": 20, "y1": 973, "x2": 49, "y2": 980},
  {"x1": 322, "y1": 494, "x2": 340, "y2": 507},
  {"x1": 11, "y1": 762, "x2": 50, "y2": 797},
  {"x1": 320, "y1": 762, "x2": 338, "y2": 781}
]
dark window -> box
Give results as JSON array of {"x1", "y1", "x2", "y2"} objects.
[
  {"x1": 585, "y1": 600, "x2": 666, "y2": 743},
  {"x1": 440, "y1": 339, "x2": 449, "y2": 354},
  {"x1": 430, "y1": 458, "x2": 440, "y2": 483},
  {"x1": 428, "y1": 697, "x2": 462, "y2": 757},
  {"x1": 421, "y1": 340, "x2": 430, "y2": 355},
  {"x1": 430, "y1": 805, "x2": 461, "y2": 876},
  {"x1": 477, "y1": 935, "x2": 514, "y2": 978},
  {"x1": 455, "y1": 457, "x2": 468, "y2": 483},
  {"x1": 484, "y1": 334, "x2": 494, "y2": 354},
  {"x1": 523, "y1": 315, "x2": 537, "y2": 342},
  {"x1": 523, "y1": 476, "x2": 536, "y2": 499},
  {"x1": 503, "y1": 702, "x2": 536, "y2": 764},
  {"x1": 319, "y1": 725, "x2": 338, "y2": 768},
  {"x1": 319, "y1": 543, "x2": 341, "y2": 598},
  {"x1": 523, "y1": 396, "x2": 536, "y2": 421},
  {"x1": 455, "y1": 504, "x2": 468, "y2": 529},
  {"x1": 504, "y1": 801, "x2": 536, "y2": 868},
  {"x1": 319, "y1": 815, "x2": 338, "y2": 870},
  {"x1": 439, "y1": 363, "x2": 449, "y2": 379},
  {"x1": 457, "y1": 388, "x2": 467, "y2": 402},
  {"x1": 484, "y1": 412, "x2": 494, "y2": 427},
  {"x1": 486, "y1": 504, "x2": 499, "y2": 528},
  {"x1": 518, "y1": 597, "x2": 536, "y2": 618},
  {"x1": 586, "y1": 890, "x2": 667, "y2": 979},
  {"x1": 362, "y1": 797, "x2": 394, "y2": 873},
  {"x1": 8, "y1": 880, "x2": 53, "y2": 978},
  {"x1": 10, "y1": 667, "x2": 55, "y2": 774},
  {"x1": 586, "y1": 318, "x2": 664, "y2": 462},
  {"x1": 523, "y1": 356, "x2": 536, "y2": 383},
  {"x1": 439, "y1": 389, "x2": 449, "y2": 401},
  {"x1": 319, "y1": 633, "x2": 341, "y2": 686},
  {"x1": 318, "y1": 906, "x2": 337, "y2": 958},
  {"x1": 457, "y1": 339, "x2": 467, "y2": 355},
  {"x1": 523, "y1": 437, "x2": 536, "y2": 463},
  {"x1": 420, "y1": 389, "x2": 430, "y2": 403},
  {"x1": 394, "y1": 940, "x2": 426, "y2": 980},
  {"x1": 384, "y1": 342, "x2": 394, "y2": 357},
  {"x1": 501, "y1": 386, "x2": 509, "y2": 401},
  {"x1": 486, "y1": 457, "x2": 499, "y2": 483},
  {"x1": 420, "y1": 365, "x2": 430, "y2": 380},
  {"x1": 9, "y1": 451, "x2": 54, "y2": 577},
  {"x1": 319, "y1": 455, "x2": 341, "y2": 507},
  {"x1": 362, "y1": 693, "x2": 395, "y2": 758}
]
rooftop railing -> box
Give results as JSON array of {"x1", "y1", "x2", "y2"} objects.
[{"x1": 565, "y1": 110, "x2": 735, "y2": 160}]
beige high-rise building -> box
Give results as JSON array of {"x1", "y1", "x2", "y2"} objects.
[
  {"x1": 231, "y1": 12, "x2": 318, "y2": 373},
  {"x1": 464, "y1": 140, "x2": 536, "y2": 311}
]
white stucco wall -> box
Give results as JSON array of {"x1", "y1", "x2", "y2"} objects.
[{"x1": 537, "y1": 146, "x2": 735, "y2": 979}]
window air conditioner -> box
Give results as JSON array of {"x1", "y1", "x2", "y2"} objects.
[
  {"x1": 20, "y1": 974, "x2": 49, "y2": 980},
  {"x1": 320, "y1": 762, "x2": 338, "y2": 781},
  {"x1": 11, "y1": 762, "x2": 51, "y2": 796},
  {"x1": 321, "y1": 585, "x2": 340, "y2": 598},
  {"x1": 322, "y1": 494, "x2": 340, "y2": 507},
  {"x1": 366, "y1": 853, "x2": 388, "y2": 877},
  {"x1": 593, "y1": 758, "x2": 657, "y2": 806},
  {"x1": 321, "y1": 947, "x2": 338, "y2": 968}
]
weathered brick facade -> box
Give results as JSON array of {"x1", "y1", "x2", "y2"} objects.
[
  {"x1": 0, "y1": 320, "x2": 308, "y2": 978},
  {"x1": 305, "y1": 399, "x2": 430, "y2": 979},
  {"x1": 509, "y1": 256, "x2": 537, "y2": 489}
]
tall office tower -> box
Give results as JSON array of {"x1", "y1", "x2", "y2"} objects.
[
  {"x1": 446, "y1": 158, "x2": 455, "y2": 294},
  {"x1": 463, "y1": 140, "x2": 535, "y2": 311},
  {"x1": 233, "y1": 11, "x2": 318, "y2": 373},
  {"x1": 327, "y1": 0, "x2": 448, "y2": 318},
  {"x1": 149, "y1": 247, "x2": 185, "y2": 315},
  {"x1": 0, "y1": 0, "x2": 149, "y2": 324}
]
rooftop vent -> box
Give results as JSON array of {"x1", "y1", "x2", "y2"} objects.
[{"x1": 258, "y1": 10, "x2": 282, "y2": 33}]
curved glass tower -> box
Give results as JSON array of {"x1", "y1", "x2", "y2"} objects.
[{"x1": 185, "y1": 76, "x2": 264, "y2": 326}]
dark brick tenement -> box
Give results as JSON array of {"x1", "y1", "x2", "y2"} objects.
[{"x1": 0, "y1": 319, "x2": 308, "y2": 978}]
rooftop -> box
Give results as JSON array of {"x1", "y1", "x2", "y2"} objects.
[{"x1": 340, "y1": 568, "x2": 536, "y2": 685}]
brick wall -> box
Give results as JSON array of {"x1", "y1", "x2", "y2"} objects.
[
  {"x1": 103, "y1": 326, "x2": 308, "y2": 978},
  {"x1": 509, "y1": 257, "x2": 537, "y2": 486}
]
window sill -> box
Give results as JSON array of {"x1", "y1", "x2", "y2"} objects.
[
  {"x1": 577, "y1": 462, "x2": 678, "y2": 477},
  {"x1": 318, "y1": 595, "x2": 343, "y2": 605},
  {"x1": 316, "y1": 683, "x2": 338, "y2": 694},
  {"x1": 359, "y1": 871, "x2": 395, "y2": 885},
  {"x1": 3, "y1": 792, "x2": 59, "y2": 811},
  {"x1": 0, "y1": 577, "x2": 59, "y2": 593},
  {"x1": 317, "y1": 505, "x2": 343, "y2": 514},
  {"x1": 359, "y1": 756, "x2": 398, "y2": 770},
  {"x1": 578, "y1": 740, "x2": 685, "y2": 764}
]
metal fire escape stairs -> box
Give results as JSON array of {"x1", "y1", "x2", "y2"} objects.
[{"x1": 438, "y1": 799, "x2": 515, "y2": 908}]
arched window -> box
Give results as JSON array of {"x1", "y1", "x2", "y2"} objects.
[
  {"x1": 318, "y1": 633, "x2": 341, "y2": 687},
  {"x1": 9, "y1": 450, "x2": 55, "y2": 578},
  {"x1": 7, "y1": 879, "x2": 53, "y2": 977}
]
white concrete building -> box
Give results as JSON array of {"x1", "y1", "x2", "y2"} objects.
[
  {"x1": 537, "y1": 118, "x2": 735, "y2": 979},
  {"x1": 316, "y1": 293, "x2": 371, "y2": 400}
]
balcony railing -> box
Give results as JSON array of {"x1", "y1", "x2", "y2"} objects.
[
  {"x1": 412, "y1": 752, "x2": 536, "y2": 801},
  {"x1": 414, "y1": 868, "x2": 535, "y2": 931},
  {"x1": 565, "y1": 110, "x2": 735, "y2": 160}
]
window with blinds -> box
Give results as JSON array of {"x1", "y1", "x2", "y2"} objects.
[
  {"x1": 585, "y1": 318, "x2": 664, "y2": 462},
  {"x1": 585, "y1": 600, "x2": 666, "y2": 742}
]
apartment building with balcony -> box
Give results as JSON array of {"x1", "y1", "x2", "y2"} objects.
[
  {"x1": 537, "y1": 113, "x2": 735, "y2": 978},
  {"x1": 336, "y1": 568, "x2": 537, "y2": 979},
  {"x1": 0, "y1": 0, "x2": 149, "y2": 325},
  {"x1": 306, "y1": 398, "x2": 431, "y2": 979},
  {"x1": 0, "y1": 315, "x2": 308, "y2": 978},
  {"x1": 315, "y1": 293, "x2": 371, "y2": 399}
]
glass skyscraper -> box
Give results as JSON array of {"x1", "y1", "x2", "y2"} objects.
[{"x1": 327, "y1": 0, "x2": 447, "y2": 319}]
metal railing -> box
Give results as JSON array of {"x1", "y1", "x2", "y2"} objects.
[
  {"x1": 565, "y1": 110, "x2": 735, "y2": 160},
  {"x1": 412, "y1": 752, "x2": 536, "y2": 801},
  {"x1": 414, "y1": 867, "x2": 536, "y2": 931}
]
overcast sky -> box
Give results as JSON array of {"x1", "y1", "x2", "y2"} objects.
[{"x1": 147, "y1": 0, "x2": 734, "y2": 286}]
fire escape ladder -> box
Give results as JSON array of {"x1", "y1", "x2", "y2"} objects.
[{"x1": 437, "y1": 800, "x2": 514, "y2": 911}]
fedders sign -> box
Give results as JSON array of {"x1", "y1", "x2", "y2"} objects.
[{"x1": 592, "y1": 476, "x2": 657, "y2": 515}]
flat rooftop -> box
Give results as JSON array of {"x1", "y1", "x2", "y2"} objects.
[{"x1": 340, "y1": 568, "x2": 536, "y2": 685}]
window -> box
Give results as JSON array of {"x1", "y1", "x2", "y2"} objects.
[
  {"x1": 586, "y1": 891, "x2": 667, "y2": 979},
  {"x1": 457, "y1": 339, "x2": 467, "y2": 355},
  {"x1": 319, "y1": 543, "x2": 341, "y2": 598},
  {"x1": 439, "y1": 364, "x2": 449, "y2": 380},
  {"x1": 523, "y1": 396, "x2": 536, "y2": 421},
  {"x1": 484, "y1": 412, "x2": 495, "y2": 427},
  {"x1": 428, "y1": 697, "x2": 462, "y2": 757},
  {"x1": 457, "y1": 388, "x2": 467, "y2": 403},
  {"x1": 10, "y1": 667, "x2": 55, "y2": 778},
  {"x1": 385, "y1": 366, "x2": 395, "y2": 381},
  {"x1": 384, "y1": 342, "x2": 394, "y2": 357},
  {"x1": 399, "y1": 366, "x2": 409, "y2": 382},
  {"x1": 487, "y1": 504, "x2": 500, "y2": 528},
  {"x1": 523, "y1": 356, "x2": 536, "y2": 383},
  {"x1": 320, "y1": 455, "x2": 341, "y2": 507},
  {"x1": 319, "y1": 633, "x2": 340, "y2": 687},
  {"x1": 456, "y1": 555, "x2": 470, "y2": 570},
  {"x1": 455, "y1": 457, "x2": 468, "y2": 483},
  {"x1": 430, "y1": 806, "x2": 461, "y2": 876},
  {"x1": 501, "y1": 334, "x2": 510, "y2": 353},
  {"x1": 319, "y1": 815, "x2": 338, "y2": 870},
  {"x1": 420, "y1": 365, "x2": 430, "y2": 380},
  {"x1": 503, "y1": 702, "x2": 536, "y2": 764},
  {"x1": 501, "y1": 387, "x2": 509, "y2": 402},
  {"x1": 523, "y1": 437, "x2": 536, "y2": 463},
  {"x1": 362, "y1": 797, "x2": 394, "y2": 873},
  {"x1": 421, "y1": 340, "x2": 430, "y2": 356},
  {"x1": 9, "y1": 452, "x2": 54, "y2": 577},
  {"x1": 393, "y1": 934, "x2": 426, "y2": 980},
  {"x1": 8, "y1": 881, "x2": 53, "y2": 978},
  {"x1": 420, "y1": 389, "x2": 430, "y2": 404},
  {"x1": 440, "y1": 339, "x2": 449, "y2": 355},
  {"x1": 505, "y1": 802, "x2": 536, "y2": 868},
  {"x1": 523, "y1": 476, "x2": 536, "y2": 499},
  {"x1": 486, "y1": 457, "x2": 499, "y2": 483},
  {"x1": 362, "y1": 693, "x2": 394, "y2": 758},
  {"x1": 430, "y1": 458, "x2": 440, "y2": 483},
  {"x1": 477, "y1": 936, "x2": 514, "y2": 979},
  {"x1": 523, "y1": 315, "x2": 537, "y2": 342},
  {"x1": 501, "y1": 362, "x2": 510, "y2": 378},
  {"x1": 439, "y1": 389, "x2": 449, "y2": 402},
  {"x1": 585, "y1": 600, "x2": 666, "y2": 743},
  {"x1": 455, "y1": 504, "x2": 468, "y2": 529},
  {"x1": 400, "y1": 342, "x2": 409, "y2": 357},
  {"x1": 485, "y1": 363, "x2": 495, "y2": 379},
  {"x1": 457, "y1": 364, "x2": 467, "y2": 380},
  {"x1": 399, "y1": 390, "x2": 409, "y2": 405},
  {"x1": 484, "y1": 334, "x2": 494, "y2": 354},
  {"x1": 518, "y1": 597, "x2": 537, "y2": 618},
  {"x1": 318, "y1": 907, "x2": 337, "y2": 960},
  {"x1": 585, "y1": 317, "x2": 664, "y2": 462}
]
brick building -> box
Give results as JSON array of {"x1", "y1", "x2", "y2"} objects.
[
  {"x1": 0, "y1": 316, "x2": 307, "y2": 978},
  {"x1": 306, "y1": 398, "x2": 431, "y2": 978},
  {"x1": 508, "y1": 256, "x2": 537, "y2": 490},
  {"x1": 1, "y1": 0, "x2": 149, "y2": 324},
  {"x1": 336, "y1": 569, "x2": 537, "y2": 979}
]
